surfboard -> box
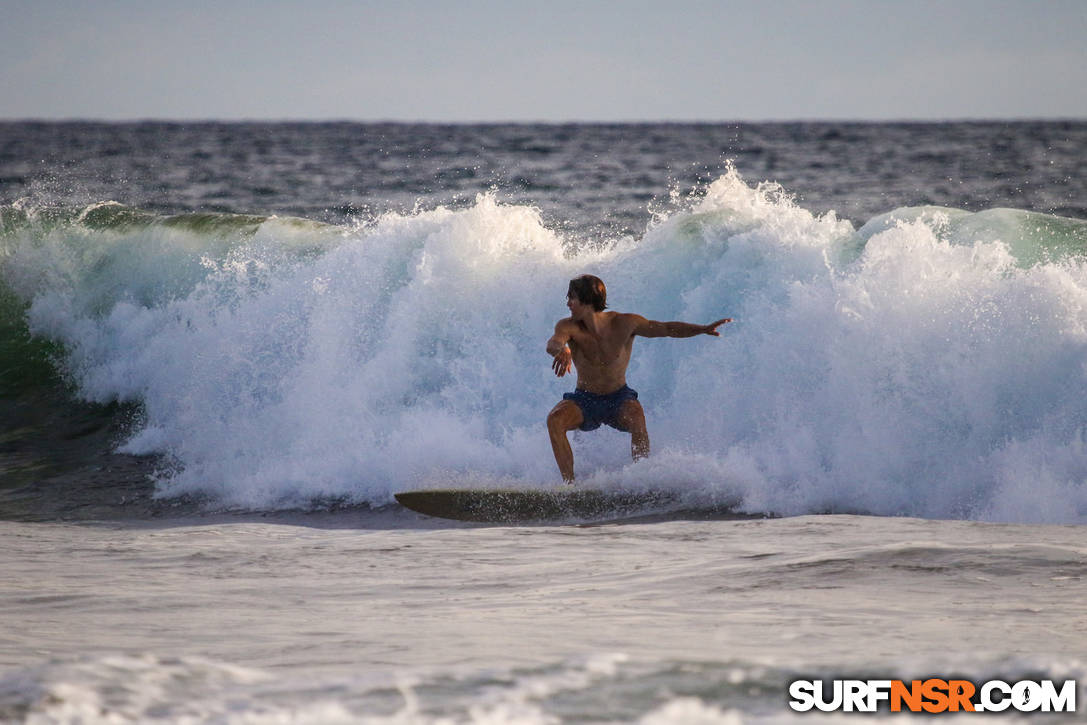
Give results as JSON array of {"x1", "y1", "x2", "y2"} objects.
[{"x1": 394, "y1": 487, "x2": 681, "y2": 523}]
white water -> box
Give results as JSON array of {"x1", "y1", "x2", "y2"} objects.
[{"x1": 5, "y1": 169, "x2": 1087, "y2": 521}]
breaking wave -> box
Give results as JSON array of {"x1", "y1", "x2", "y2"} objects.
[{"x1": 3, "y1": 168, "x2": 1087, "y2": 522}]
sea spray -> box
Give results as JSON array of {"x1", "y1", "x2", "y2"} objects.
[{"x1": 2, "y1": 169, "x2": 1086, "y2": 522}]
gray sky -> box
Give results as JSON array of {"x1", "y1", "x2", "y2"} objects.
[{"x1": 2, "y1": 0, "x2": 1084, "y2": 121}]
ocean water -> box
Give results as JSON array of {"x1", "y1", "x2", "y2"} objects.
[{"x1": 1, "y1": 121, "x2": 1086, "y2": 722}]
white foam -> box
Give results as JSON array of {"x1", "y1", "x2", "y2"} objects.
[{"x1": 6, "y1": 171, "x2": 1087, "y2": 521}]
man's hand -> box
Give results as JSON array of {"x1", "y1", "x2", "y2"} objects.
[
  {"x1": 703, "y1": 318, "x2": 732, "y2": 336},
  {"x1": 552, "y1": 346, "x2": 572, "y2": 377}
]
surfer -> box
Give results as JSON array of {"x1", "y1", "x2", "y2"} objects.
[{"x1": 546, "y1": 274, "x2": 731, "y2": 483}]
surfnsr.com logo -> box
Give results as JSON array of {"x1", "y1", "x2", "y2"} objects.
[{"x1": 788, "y1": 679, "x2": 1078, "y2": 714}]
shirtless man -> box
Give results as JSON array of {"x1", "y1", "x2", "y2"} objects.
[{"x1": 546, "y1": 274, "x2": 731, "y2": 483}]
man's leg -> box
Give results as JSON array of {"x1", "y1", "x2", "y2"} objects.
[
  {"x1": 617, "y1": 399, "x2": 649, "y2": 461},
  {"x1": 547, "y1": 400, "x2": 583, "y2": 483}
]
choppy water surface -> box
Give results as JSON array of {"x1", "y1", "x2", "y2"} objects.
[{"x1": 2, "y1": 515, "x2": 1085, "y2": 723}]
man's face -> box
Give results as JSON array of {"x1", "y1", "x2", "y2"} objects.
[{"x1": 567, "y1": 292, "x2": 586, "y2": 316}]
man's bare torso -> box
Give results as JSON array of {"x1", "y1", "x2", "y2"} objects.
[{"x1": 554, "y1": 311, "x2": 638, "y2": 395}]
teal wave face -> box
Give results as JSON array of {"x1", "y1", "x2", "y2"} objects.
[
  {"x1": 853, "y1": 206, "x2": 1087, "y2": 267},
  {"x1": 0, "y1": 282, "x2": 63, "y2": 398},
  {"x1": 0, "y1": 202, "x2": 343, "y2": 318}
]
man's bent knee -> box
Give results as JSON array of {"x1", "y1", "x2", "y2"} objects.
[
  {"x1": 618, "y1": 400, "x2": 646, "y2": 430},
  {"x1": 548, "y1": 401, "x2": 583, "y2": 432}
]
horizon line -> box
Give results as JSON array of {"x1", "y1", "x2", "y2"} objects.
[{"x1": 2, "y1": 116, "x2": 1085, "y2": 125}]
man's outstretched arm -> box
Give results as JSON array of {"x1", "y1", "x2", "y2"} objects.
[{"x1": 632, "y1": 315, "x2": 732, "y2": 338}]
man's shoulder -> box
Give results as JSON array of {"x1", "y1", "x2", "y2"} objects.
[
  {"x1": 609, "y1": 311, "x2": 647, "y2": 327},
  {"x1": 554, "y1": 317, "x2": 579, "y2": 335},
  {"x1": 608, "y1": 311, "x2": 657, "y2": 337}
]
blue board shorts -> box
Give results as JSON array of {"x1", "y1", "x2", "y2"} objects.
[{"x1": 563, "y1": 385, "x2": 639, "y2": 432}]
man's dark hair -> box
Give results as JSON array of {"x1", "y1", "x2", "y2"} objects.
[{"x1": 568, "y1": 274, "x2": 607, "y2": 312}]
